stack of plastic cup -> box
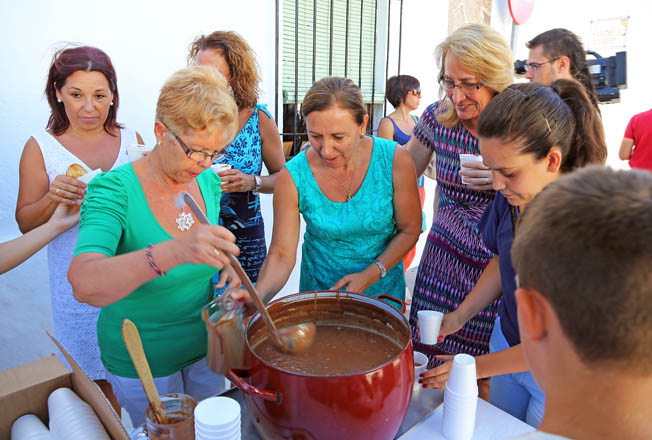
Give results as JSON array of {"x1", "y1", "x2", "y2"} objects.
[
  {"x1": 442, "y1": 354, "x2": 478, "y2": 440},
  {"x1": 47, "y1": 387, "x2": 110, "y2": 439},
  {"x1": 11, "y1": 414, "x2": 52, "y2": 439},
  {"x1": 194, "y1": 397, "x2": 241, "y2": 440}
]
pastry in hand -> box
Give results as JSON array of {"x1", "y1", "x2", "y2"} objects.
[{"x1": 66, "y1": 163, "x2": 87, "y2": 179}]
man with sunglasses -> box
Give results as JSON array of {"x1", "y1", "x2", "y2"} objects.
[{"x1": 524, "y1": 28, "x2": 599, "y2": 108}]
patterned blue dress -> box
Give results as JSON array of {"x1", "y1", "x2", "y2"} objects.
[
  {"x1": 214, "y1": 104, "x2": 270, "y2": 282},
  {"x1": 284, "y1": 136, "x2": 405, "y2": 306},
  {"x1": 409, "y1": 102, "x2": 499, "y2": 364}
]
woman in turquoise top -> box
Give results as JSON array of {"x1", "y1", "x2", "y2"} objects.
[
  {"x1": 68, "y1": 66, "x2": 241, "y2": 427},
  {"x1": 236, "y1": 77, "x2": 421, "y2": 307}
]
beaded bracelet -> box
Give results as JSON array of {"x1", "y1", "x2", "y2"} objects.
[{"x1": 145, "y1": 243, "x2": 166, "y2": 277}]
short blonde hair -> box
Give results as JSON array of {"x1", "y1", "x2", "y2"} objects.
[
  {"x1": 156, "y1": 65, "x2": 238, "y2": 144},
  {"x1": 436, "y1": 24, "x2": 514, "y2": 128}
]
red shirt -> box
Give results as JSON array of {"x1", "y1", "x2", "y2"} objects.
[{"x1": 624, "y1": 109, "x2": 652, "y2": 172}]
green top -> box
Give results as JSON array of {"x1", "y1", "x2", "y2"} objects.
[{"x1": 74, "y1": 164, "x2": 222, "y2": 378}]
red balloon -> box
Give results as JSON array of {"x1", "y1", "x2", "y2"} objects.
[{"x1": 509, "y1": 0, "x2": 535, "y2": 25}]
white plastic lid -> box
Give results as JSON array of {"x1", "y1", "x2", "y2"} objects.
[{"x1": 194, "y1": 397, "x2": 241, "y2": 427}]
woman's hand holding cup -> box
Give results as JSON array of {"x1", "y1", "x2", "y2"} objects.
[
  {"x1": 459, "y1": 154, "x2": 493, "y2": 191},
  {"x1": 436, "y1": 311, "x2": 465, "y2": 343}
]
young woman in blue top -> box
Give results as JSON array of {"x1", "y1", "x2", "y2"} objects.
[
  {"x1": 234, "y1": 77, "x2": 421, "y2": 306},
  {"x1": 419, "y1": 80, "x2": 607, "y2": 427},
  {"x1": 377, "y1": 75, "x2": 421, "y2": 145},
  {"x1": 190, "y1": 31, "x2": 285, "y2": 282}
]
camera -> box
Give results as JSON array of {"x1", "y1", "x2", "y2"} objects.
[
  {"x1": 514, "y1": 59, "x2": 527, "y2": 76},
  {"x1": 586, "y1": 51, "x2": 627, "y2": 103},
  {"x1": 513, "y1": 51, "x2": 627, "y2": 104}
]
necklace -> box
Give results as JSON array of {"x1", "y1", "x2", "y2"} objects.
[
  {"x1": 149, "y1": 165, "x2": 195, "y2": 231},
  {"x1": 326, "y1": 148, "x2": 359, "y2": 202}
]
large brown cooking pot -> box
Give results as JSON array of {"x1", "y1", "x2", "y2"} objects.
[{"x1": 228, "y1": 291, "x2": 414, "y2": 440}]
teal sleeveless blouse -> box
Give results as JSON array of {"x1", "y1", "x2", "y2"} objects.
[{"x1": 285, "y1": 136, "x2": 405, "y2": 305}]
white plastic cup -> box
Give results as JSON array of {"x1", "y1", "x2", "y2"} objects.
[
  {"x1": 211, "y1": 163, "x2": 232, "y2": 174},
  {"x1": 417, "y1": 310, "x2": 444, "y2": 345},
  {"x1": 47, "y1": 387, "x2": 83, "y2": 415},
  {"x1": 127, "y1": 144, "x2": 154, "y2": 161},
  {"x1": 11, "y1": 414, "x2": 51, "y2": 440},
  {"x1": 195, "y1": 396, "x2": 241, "y2": 430},
  {"x1": 459, "y1": 153, "x2": 484, "y2": 184},
  {"x1": 49, "y1": 400, "x2": 110, "y2": 440},
  {"x1": 442, "y1": 390, "x2": 477, "y2": 440},
  {"x1": 459, "y1": 153, "x2": 483, "y2": 165},
  {"x1": 195, "y1": 423, "x2": 240, "y2": 438},
  {"x1": 414, "y1": 351, "x2": 428, "y2": 380},
  {"x1": 446, "y1": 354, "x2": 478, "y2": 396}
]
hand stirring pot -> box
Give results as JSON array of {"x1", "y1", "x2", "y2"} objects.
[{"x1": 175, "y1": 191, "x2": 316, "y2": 354}]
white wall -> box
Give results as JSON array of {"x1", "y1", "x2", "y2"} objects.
[
  {"x1": 0, "y1": 0, "x2": 277, "y2": 370},
  {"x1": 382, "y1": 0, "x2": 450, "y2": 119}
]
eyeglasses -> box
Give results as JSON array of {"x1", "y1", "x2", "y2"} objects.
[
  {"x1": 163, "y1": 123, "x2": 225, "y2": 162},
  {"x1": 408, "y1": 88, "x2": 421, "y2": 96},
  {"x1": 439, "y1": 79, "x2": 483, "y2": 94},
  {"x1": 524, "y1": 57, "x2": 561, "y2": 72}
]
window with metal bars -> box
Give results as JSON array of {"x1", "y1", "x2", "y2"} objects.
[{"x1": 280, "y1": 0, "x2": 385, "y2": 157}]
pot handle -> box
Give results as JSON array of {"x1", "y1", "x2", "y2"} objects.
[
  {"x1": 227, "y1": 368, "x2": 282, "y2": 404},
  {"x1": 377, "y1": 294, "x2": 406, "y2": 314}
]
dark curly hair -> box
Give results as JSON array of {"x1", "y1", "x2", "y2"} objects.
[{"x1": 188, "y1": 31, "x2": 260, "y2": 110}]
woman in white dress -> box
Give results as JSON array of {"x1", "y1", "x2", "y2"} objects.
[{"x1": 15, "y1": 45, "x2": 142, "y2": 412}]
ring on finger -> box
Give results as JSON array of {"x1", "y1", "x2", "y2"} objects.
[
  {"x1": 55, "y1": 188, "x2": 60, "y2": 194},
  {"x1": 214, "y1": 249, "x2": 220, "y2": 257}
]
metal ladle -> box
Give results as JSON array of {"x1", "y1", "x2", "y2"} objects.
[{"x1": 175, "y1": 191, "x2": 316, "y2": 354}]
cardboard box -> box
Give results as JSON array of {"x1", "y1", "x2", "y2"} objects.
[{"x1": 0, "y1": 332, "x2": 129, "y2": 440}]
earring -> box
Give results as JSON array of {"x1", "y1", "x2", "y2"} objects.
[
  {"x1": 110, "y1": 101, "x2": 114, "y2": 106},
  {"x1": 57, "y1": 98, "x2": 62, "y2": 103}
]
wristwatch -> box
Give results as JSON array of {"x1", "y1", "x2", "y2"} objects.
[
  {"x1": 253, "y1": 175, "x2": 262, "y2": 193},
  {"x1": 374, "y1": 260, "x2": 387, "y2": 278}
]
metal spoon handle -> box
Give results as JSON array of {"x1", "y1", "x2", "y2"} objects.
[{"x1": 177, "y1": 191, "x2": 285, "y2": 347}]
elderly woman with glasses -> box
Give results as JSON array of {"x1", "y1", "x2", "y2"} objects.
[
  {"x1": 68, "y1": 66, "x2": 241, "y2": 426},
  {"x1": 404, "y1": 24, "x2": 513, "y2": 379}
]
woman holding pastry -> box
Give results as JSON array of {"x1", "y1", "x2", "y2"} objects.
[
  {"x1": 68, "y1": 66, "x2": 241, "y2": 426},
  {"x1": 15, "y1": 45, "x2": 141, "y2": 409}
]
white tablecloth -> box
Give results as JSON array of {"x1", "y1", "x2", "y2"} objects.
[{"x1": 398, "y1": 396, "x2": 535, "y2": 440}]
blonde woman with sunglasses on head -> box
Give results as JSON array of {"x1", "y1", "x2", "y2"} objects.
[{"x1": 405, "y1": 25, "x2": 513, "y2": 379}]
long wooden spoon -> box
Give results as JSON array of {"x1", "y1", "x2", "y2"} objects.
[
  {"x1": 175, "y1": 191, "x2": 316, "y2": 354},
  {"x1": 122, "y1": 319, "x2": 167, "y2": 424}
]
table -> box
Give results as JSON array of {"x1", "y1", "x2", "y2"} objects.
[{"x1": 222, "y1": 383, "x2": 534, "y2": 439}]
